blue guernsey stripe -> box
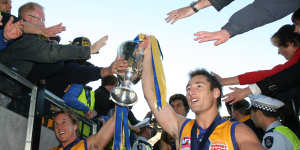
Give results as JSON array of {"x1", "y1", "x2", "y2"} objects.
[
  {"x1": 179, "y1": 119, "x2": 192, "y2": 140},
  {"x1": 231, "y1": 121, "x2": 240, "y2": 150}
]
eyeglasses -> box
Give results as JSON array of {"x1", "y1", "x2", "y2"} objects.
[{"x1": 28, "y1": 14, "x2": 45, "y2": 23}]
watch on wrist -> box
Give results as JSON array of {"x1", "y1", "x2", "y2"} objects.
[{"x1": 190, "y1": 1, "x2": 199, "y2": 13}]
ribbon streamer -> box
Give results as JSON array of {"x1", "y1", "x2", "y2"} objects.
[
  {"x1": 134, "y1": 34, "x2": 167, "y2": 110},
  {"x1": 113, "y1": 106, "x2": 130, "y2": 150}
]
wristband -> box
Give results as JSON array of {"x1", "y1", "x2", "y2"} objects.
[{"x1": 190, "y1": 1, "x2": 199, "y2": 13}]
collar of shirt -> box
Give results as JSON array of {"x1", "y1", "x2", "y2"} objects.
[{"x1": 265, "y1": 120, "x2": 281, "y2": 132}]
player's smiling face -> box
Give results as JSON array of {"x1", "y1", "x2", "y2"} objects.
[{"x1": 186, "y1": 75, "x2": 218, "y2": 114}]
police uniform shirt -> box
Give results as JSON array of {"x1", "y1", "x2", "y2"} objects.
[
  {"x1": 263, "y1": 121, "x2": 294, "y2": 150},
  {"x1": 132, "y1": 136, "x2": 152, "y2": 150}
]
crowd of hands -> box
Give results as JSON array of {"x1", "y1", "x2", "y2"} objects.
[{"x1": 1, "y1": 0, "x2": 295, "y2": 108}]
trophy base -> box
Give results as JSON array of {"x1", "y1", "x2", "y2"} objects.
[{"x1": 111, "y1": 87, "x2": 137, "y2": 106}]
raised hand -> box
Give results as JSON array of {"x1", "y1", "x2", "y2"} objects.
[
  {"x1": 139, "y1": 36, "x2": 151, "y2": 49},
  {"x1": 165, "y1": 6, "x2": 196, "y2": 24},
  {"x1": 42, "y1": 23, "x2": 66, "y2": 37},
  {"x1": 165, "y1": 0, "x2": 211, "y2": 24},
  {"x1": 223, "y1": 87, "x2": 251, "y2": 105},
  {"x1": 90, "y1": 35, "x2": 108, "y2": 54},
  {"x1": 194, "y1": 29, "x2": 230, "y2": 46},
  {"x1": 3, "y1": 16, "x2": 23, "y2": 41},
  {"x1": 85, "y1": 110, "x2": 97, "y2": 119},
  {"x1": 211, "y1": 72, "x2": 223, "y2": 83}
]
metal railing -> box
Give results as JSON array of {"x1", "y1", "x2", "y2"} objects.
[{"x1": 0, "y1": 63, "x2": 97, "y2": 150}]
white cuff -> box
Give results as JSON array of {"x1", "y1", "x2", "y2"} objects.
[{"x1": 249, "y1": 84, "x2": 261, "y2": 96}]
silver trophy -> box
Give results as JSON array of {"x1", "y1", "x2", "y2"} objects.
[{"x1": 111, "y1": 40, "x2": 144, "y2": 106}]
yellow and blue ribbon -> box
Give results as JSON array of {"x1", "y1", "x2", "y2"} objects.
[
  {"x1": 150, "y1": 35, "x2": 167, "y2": 110},
  {"x1": 113, "y1": 34, "x2": 167, "y2": 150},
  {"x1": 134, "y1": 34, "x2": 167, "y2": 110},
  {"x1": 113, "y1": 106, "x2": 130, "y2": 150}
]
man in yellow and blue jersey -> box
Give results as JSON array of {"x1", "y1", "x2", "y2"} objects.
[
  {"x1": 49, "y1": 109, "x2": 115, "y2": 150},
  {"x1": 141, "y1": 37, "x2": 264, "y2": 150}
]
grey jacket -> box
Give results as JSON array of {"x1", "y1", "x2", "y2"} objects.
[
  {"x1": 221, "y1": 0, "x2": 300, "y2": 37},
  {"x1": 0, "y1": 34, "x2": 90, "y2": 77},
  {"x1": 208, "y1": 0, "x2": 233, "y2": 11}
]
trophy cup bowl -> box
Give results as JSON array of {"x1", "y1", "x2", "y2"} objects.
[{"x1": 111, "y1": 40, "x2": 144, "y2": 106}]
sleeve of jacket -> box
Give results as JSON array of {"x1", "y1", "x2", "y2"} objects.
[
  {"x1": 222, "y1": 0, "x2": 300, "y2": 37},
  {"x1": 208, "y1": 0, "x2": 234, "y2": 11},
  {"x1": 238, "y1": 50, "x2": 300, "y2": 85},
  {"x1": 62, "y1": 62, "x2": 102, "y2": 84},
  {"x1": 10, "y1": 34, "x2": 90, "y2": 63},
  {"x1": 256, "y1": 60, "x2": 300, "y2": 97},
  {"x1": 63, "y1": 84, "x2": 90, "y2": 113}
]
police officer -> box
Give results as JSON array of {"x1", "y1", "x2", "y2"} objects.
[
  {"x1": 62, "y1": 37, "x2": 98, "y2": 137},
  {"x1": 132, "y1": 118, "x2": 153, "y2": 150},
  {"x1": 249, "y1": 94, "x2": 300, "y2": 150}
]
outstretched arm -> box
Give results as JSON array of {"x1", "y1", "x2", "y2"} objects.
[
  {"x1": 212, "y1": 72, "x2": 240, "y2": 86},
  {"x1": 194, "y1": 0, "x2": 300, "y2": 46},
  {"x1": 222, "y1": 0, "x2": 299, "y2": 38},
  {"x1": 165, "y1": 0, "x2": 211, "y2": 24},
  {"x1": 87, "y1": 113, "x2": 116, "y2": 150},
  {"x1": 165, "y1": 0, "x2": 234, "y2": 24},
  {"x1": 141, "y1": 36, "x2": 185, "y2": 139},
  {"x1": 23, "y1": 22, "x2": 66, "y2": 37},
  {"x1": 100, "y1": 57, "x2": 128, "y2": 78}
]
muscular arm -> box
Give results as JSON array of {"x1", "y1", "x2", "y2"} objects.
[
  {"x1": 141, "y1": 37, "x2": 185, "y2": 139},
  {"x1": 235, "y1": 123, "x2": 265, "y2": 150},
  {"x1": 87, "y1": 113, "x2": 115, "y2": 150},
  {"x1": 222, "y1": 0, "x2": 300, "y2": 37}
]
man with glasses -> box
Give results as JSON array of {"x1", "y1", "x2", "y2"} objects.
[
  {"x1": 0, "y1": 2, "x2": 126, "y2": 79},
  {"x1": 0, "y1": 2, "x2": 128, "y2": 101}
]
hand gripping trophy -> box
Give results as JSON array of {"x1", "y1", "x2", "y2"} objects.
[{"x1": 111, "y1": 37, "x2": 147, "y2": 106}]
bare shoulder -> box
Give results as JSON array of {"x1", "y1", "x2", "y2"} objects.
[
  {"x1": 235, "y1": 123, "x2": 256, "y2": 137},
  {"x1": 235, "y1": 123, "x2": 265, "y2": 150},
  {"x1": 154, "y1": 105, "x2": 187, "y2": 138}
]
